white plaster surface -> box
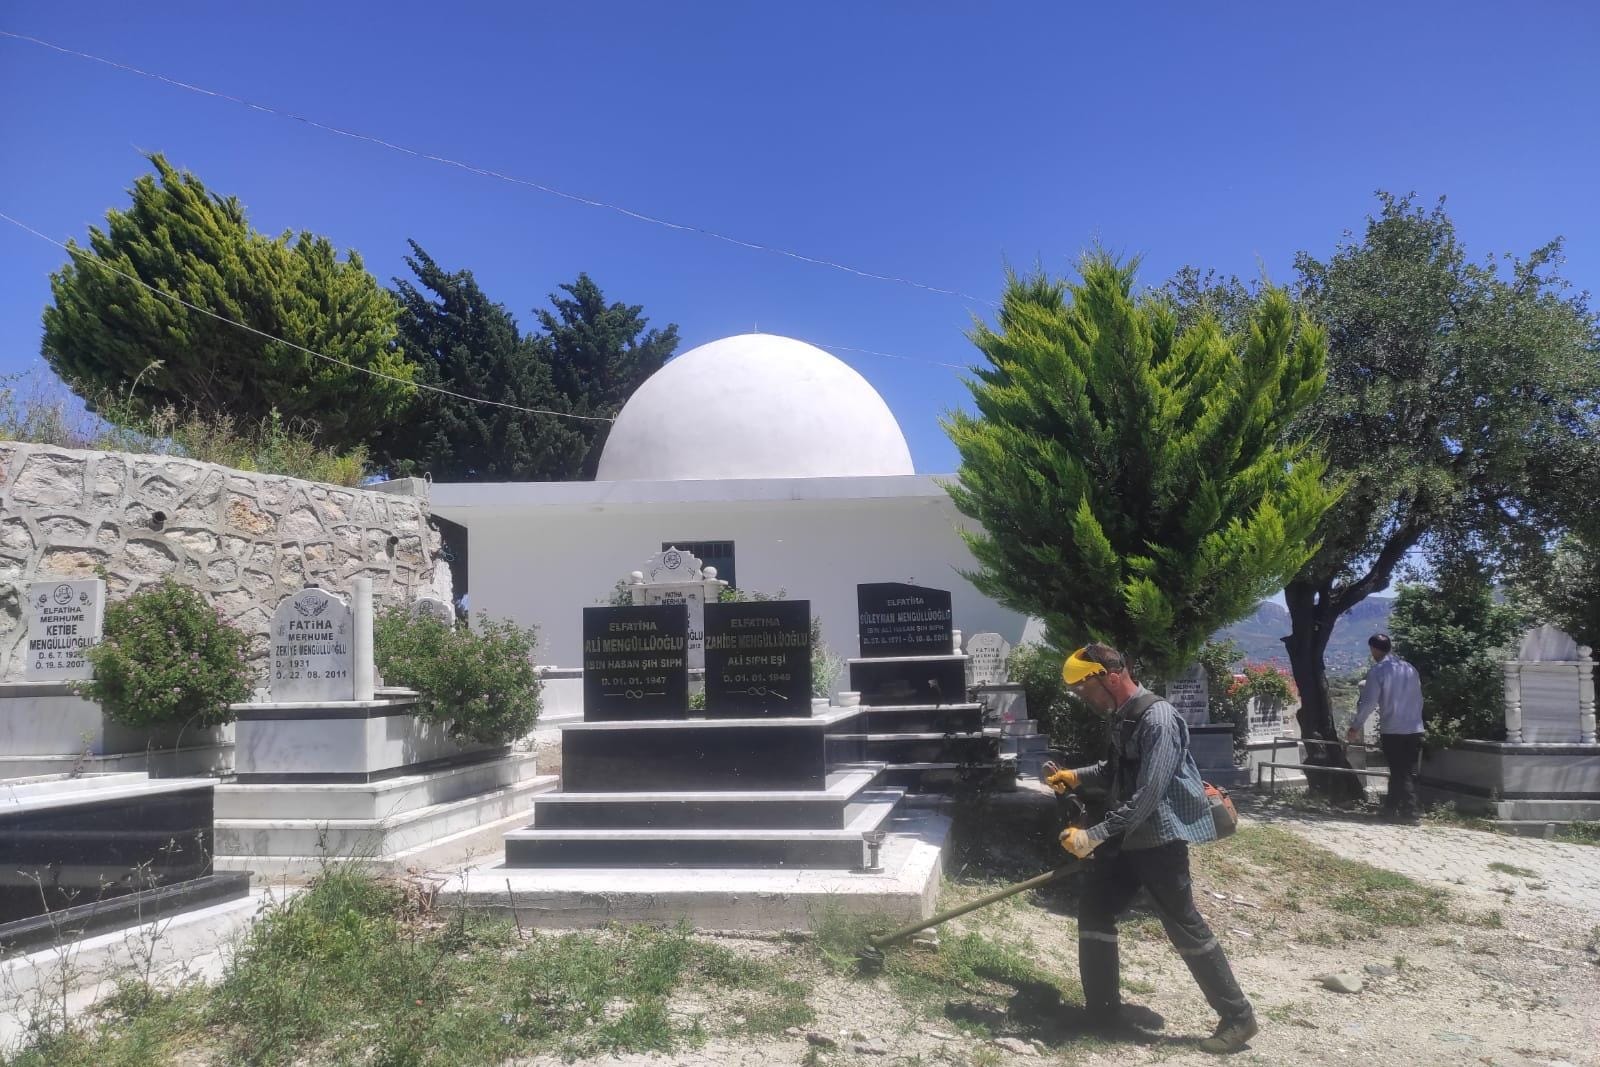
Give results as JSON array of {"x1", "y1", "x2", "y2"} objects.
[
  {"x1": 595, "y1": 334, "x2": 915, "y2": 482},
  {"x1": 434, "y1": 476, "x2": 1025, "y2": 672}
]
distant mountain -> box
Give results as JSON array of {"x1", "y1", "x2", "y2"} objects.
[{"x1": 1213, "y1": 596, "x2": 1394, "y2": 675}]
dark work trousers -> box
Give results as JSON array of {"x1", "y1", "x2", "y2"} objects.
[
  {"x1": 1078, "y1": 841, "x2": 1252, "y2": 1022},
  {"x1": 1380, "y1": 732, "x2": 1424, "y2": 818}
]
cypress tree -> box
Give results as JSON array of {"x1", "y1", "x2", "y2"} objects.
[
  {"x1": 944, "y1": 253, "x2": 1337, "y2": 676},
  {"x1": 41, "y1": 154, "x2": 413, "y2": 450}
]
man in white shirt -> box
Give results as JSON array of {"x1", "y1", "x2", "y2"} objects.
[{"x1": 1346, "y1": 633, "x2": 1425, "y2": 824}]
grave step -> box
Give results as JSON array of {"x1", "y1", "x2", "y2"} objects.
[
  {"x1": 879, "y1": 761, "x2": 1016, "y2": 794},
  {"x1": 560, "y1": 709, "x2": 861, "y2": 792},
  {"x1": 213, "y1": 773, "x2": 557, "y2": 860},
  {"x1": 998, "y1": 721, "x2": 1040, "y2": 737},
  {"x1": 214, "y1": 751, "x2": 546, "y2": 821},
  {"x1": 530, "y1": 768, "x2": 895, "y2": 829},
  {"x1": 0, "y1": 742, "x2": 234, "y2": 780},
  {"x1": 849, "y1": 657, "x2": 967, "y2": 708},
  {"x1": 504, "y1": 791, "x2": 902, "y2": 869},
  {"x1": 843, "y1": 732, "x2": 1000, "y2": 766},
  {"x1": 856, "y1": 704, "x2": 984, "y2": 734}
]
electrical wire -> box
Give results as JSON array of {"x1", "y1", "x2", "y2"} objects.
[
  {"x1": 0, "y1": 209, "x2": 616, "y2": 422},
  {"x1": 0, "y1": 29, "x2": 999, "y2": 308}
]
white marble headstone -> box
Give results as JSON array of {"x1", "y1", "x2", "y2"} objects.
[
  {"x1": 23, "y1": 579, "x2": 105, "y2": 681},
  {"x1": 270, "y1": 587, "x2": 356, "y2": 702},
  {"x1": 645, "y1": 547, "x2": 704, "y2": 584},
  {"x1": 412, "y1": 595, "x2": 455, "y2": 626},
  {"x1": 966, "y1": 632, "x2": 1012, "y2": 686},
  {"x1": 638, "y1": 548, "x2": 712, "y2": 668},
  {"x1": 1518, "y1": 624, "x2": 1580, "y2": 663},
  {"x1": 1166, "y1": 663, "x2": 1209, "y2": 727}
]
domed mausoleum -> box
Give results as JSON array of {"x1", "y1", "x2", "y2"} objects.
[
  {"x1": 430, "y1": 333, "x2": 1023, "y2": 671},
  {"x1": 596, "y1": 334, "x2": 914, "y2": 481}
]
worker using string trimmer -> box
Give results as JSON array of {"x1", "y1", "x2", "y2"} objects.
[{"x1": 1043, "y1": 643, "x2": 1258, "y2": 1055}]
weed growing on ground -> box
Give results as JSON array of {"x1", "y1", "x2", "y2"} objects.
[
  {"x1": 1197, "y1": 825, "x2": 1449, "y2": 929},
  {"x1": 1487, "y1": 862, "x2": 1539, "y2": 878},
  {"x1": 1554, "y1": 821, "x2": 1600, "y2": 846},
  {"x1": 1, "y1": 866, "x2": 811, "y2": 1067}
]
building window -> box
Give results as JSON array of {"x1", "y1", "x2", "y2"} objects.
[{"x1": 663, "y1": 540, "x2": 736, "y2": 589}]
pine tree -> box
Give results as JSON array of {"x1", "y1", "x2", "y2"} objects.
[
  {"x1": 944, "y1": 254, "x2": 1337, "y2": 676},
  {"x1": 377, "y1": 243, "x2": 588, "y2": 480},
  {"x1": 535, "y1": 274, "x2": 678, "y2": 475},
  {"x1": 381, "y1": 259, "x2": 679, "y2": 480},
  {"x1": 41, "y1": 154, "x2": 413, "y2": 450}
]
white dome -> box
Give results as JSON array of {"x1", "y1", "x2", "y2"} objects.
[{"x1": 595, "y1": 334, "x2": 915, "y2": 481}]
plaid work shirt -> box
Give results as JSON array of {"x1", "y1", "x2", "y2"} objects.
[{"x1": 1071, "y1": 687, "x2": 1217, "y2": 850}]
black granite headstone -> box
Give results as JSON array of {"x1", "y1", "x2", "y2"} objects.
[
  {"x1": 856, "y1": 582, "x2": 954, "y2": 658},
  {"x1": 703, "y1": 600, "x2": 812, "y2": 717},
  {"x1": 582, "y1": 605, "x2": 689, "y2": 720}
]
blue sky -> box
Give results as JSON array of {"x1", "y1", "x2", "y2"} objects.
[{"x1": 3, "y1": 1, "x2": 1597, "y2": 476}]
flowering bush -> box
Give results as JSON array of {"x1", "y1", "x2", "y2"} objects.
[
  {"x1": 373, "y1": 608, "x2": 541, "y2": 746},
  {"x1": 1228, "y1": 663, "x2": 1297, "y2": 706},
  {"x1": 1195, "y1": 641, "x2": 1298, "y2": 757},
  {"x1": 78, "y1": 579, "x2": 254, "y2": 729}
]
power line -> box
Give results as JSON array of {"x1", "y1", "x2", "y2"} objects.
[
  {"x1": 2, "y1": 208, "x2": 968, "y2": 427},
  {"x1": 0, "y1": 29, "x2": 999, "y2": 309},
  {"x1": 0, "y1": 209, "x2": 616, "y2": 423},
  {"x1": 809, "y1": 341, "x2": 968, "y2": 372}
]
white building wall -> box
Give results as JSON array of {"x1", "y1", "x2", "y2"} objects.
[{"x1": 444, "y1": 488, "x2": 1026, "y2": 677}]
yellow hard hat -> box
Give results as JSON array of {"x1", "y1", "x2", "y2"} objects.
[{"x1": 1062, "y1": 647, "x2": 1107, "y2": 686}]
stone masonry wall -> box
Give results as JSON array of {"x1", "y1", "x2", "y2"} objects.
[{"x1": 0, "y1": 442, "x2": 441, "y2": 680}]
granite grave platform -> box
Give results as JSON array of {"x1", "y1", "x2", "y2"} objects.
[
  {"x1": 502, "y1": 598, "x2": 905, "y2": 871},
  {"x1": 1, "y1": 773, "x2": 250, "y2": 958},
  {"x1": 842, "y1": 583, "x2": 1013, "y2": 793}
]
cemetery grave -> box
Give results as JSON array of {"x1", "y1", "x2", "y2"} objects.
[
  {"x1": 1, "y1": 581, "x2": 250, "y2": 961},
  {"x1": 0, "y1": 579, "x2": 231, "y2": 779},
  {"x1": 965, "y1": 631, "x2": 1052, "y2": 777},
  {"x1": 502, "y1": 576, "x2": 906, "y2": 869},
  {"x1": 842, "y1": 582, "x2": 1009, "y2": 792},
  {"x1": 210, "y1": 580, "x2": 554, "y2": 878}
]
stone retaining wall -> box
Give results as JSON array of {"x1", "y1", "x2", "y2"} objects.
[{"x1": 0, "y1": 442, "x2": 441, "y2": 680}]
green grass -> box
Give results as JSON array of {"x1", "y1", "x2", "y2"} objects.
[
  {"x1": 2, "y1": 866, "x2": 811, "y2": 1067},
  {"x1": 809, "y1": 909, "x2": 1087, "y2": 1048},
  {"x1": 1554, "y1": 821, "x2": 1600, "y2": 846},
  {"x1": 1200, "y1": 825, "x2": 1449, "y2": 929},
  {"x1": 1487, "y1": 862, "x2": 1538, "y2": 879}
]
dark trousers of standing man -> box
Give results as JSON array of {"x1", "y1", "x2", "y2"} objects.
[
  {"x1": 1078, "y1": 841, "x2": 1253, "y2": 1025},
  {"x1": 1380, "y1": 732, "x2": 1424, "y2": 819}
]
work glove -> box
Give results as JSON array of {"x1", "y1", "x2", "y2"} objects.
[
  {"x1": 1044, "y1": 767, "x2": 1080, "y2": 795},
  {"x1": 1059, "y1": 826, "x2": 1100, "y2": 859}
]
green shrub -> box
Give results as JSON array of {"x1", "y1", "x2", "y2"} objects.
[
  {"x1": 1, "y1": 371, "x2": 368, "y2": 487},
  {"x1": 1007, "y1": 642, "x2": 1107, "y2": 764},
  {"x1": 77, "y1": 578, "x2": 255, "y2": 730},
  {"x1": 373, "y1": 608, "x2": 541, "y2": 745},
  {"x1": 1389, "y1": 559, "x2": 1524, "y2": 747}
]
